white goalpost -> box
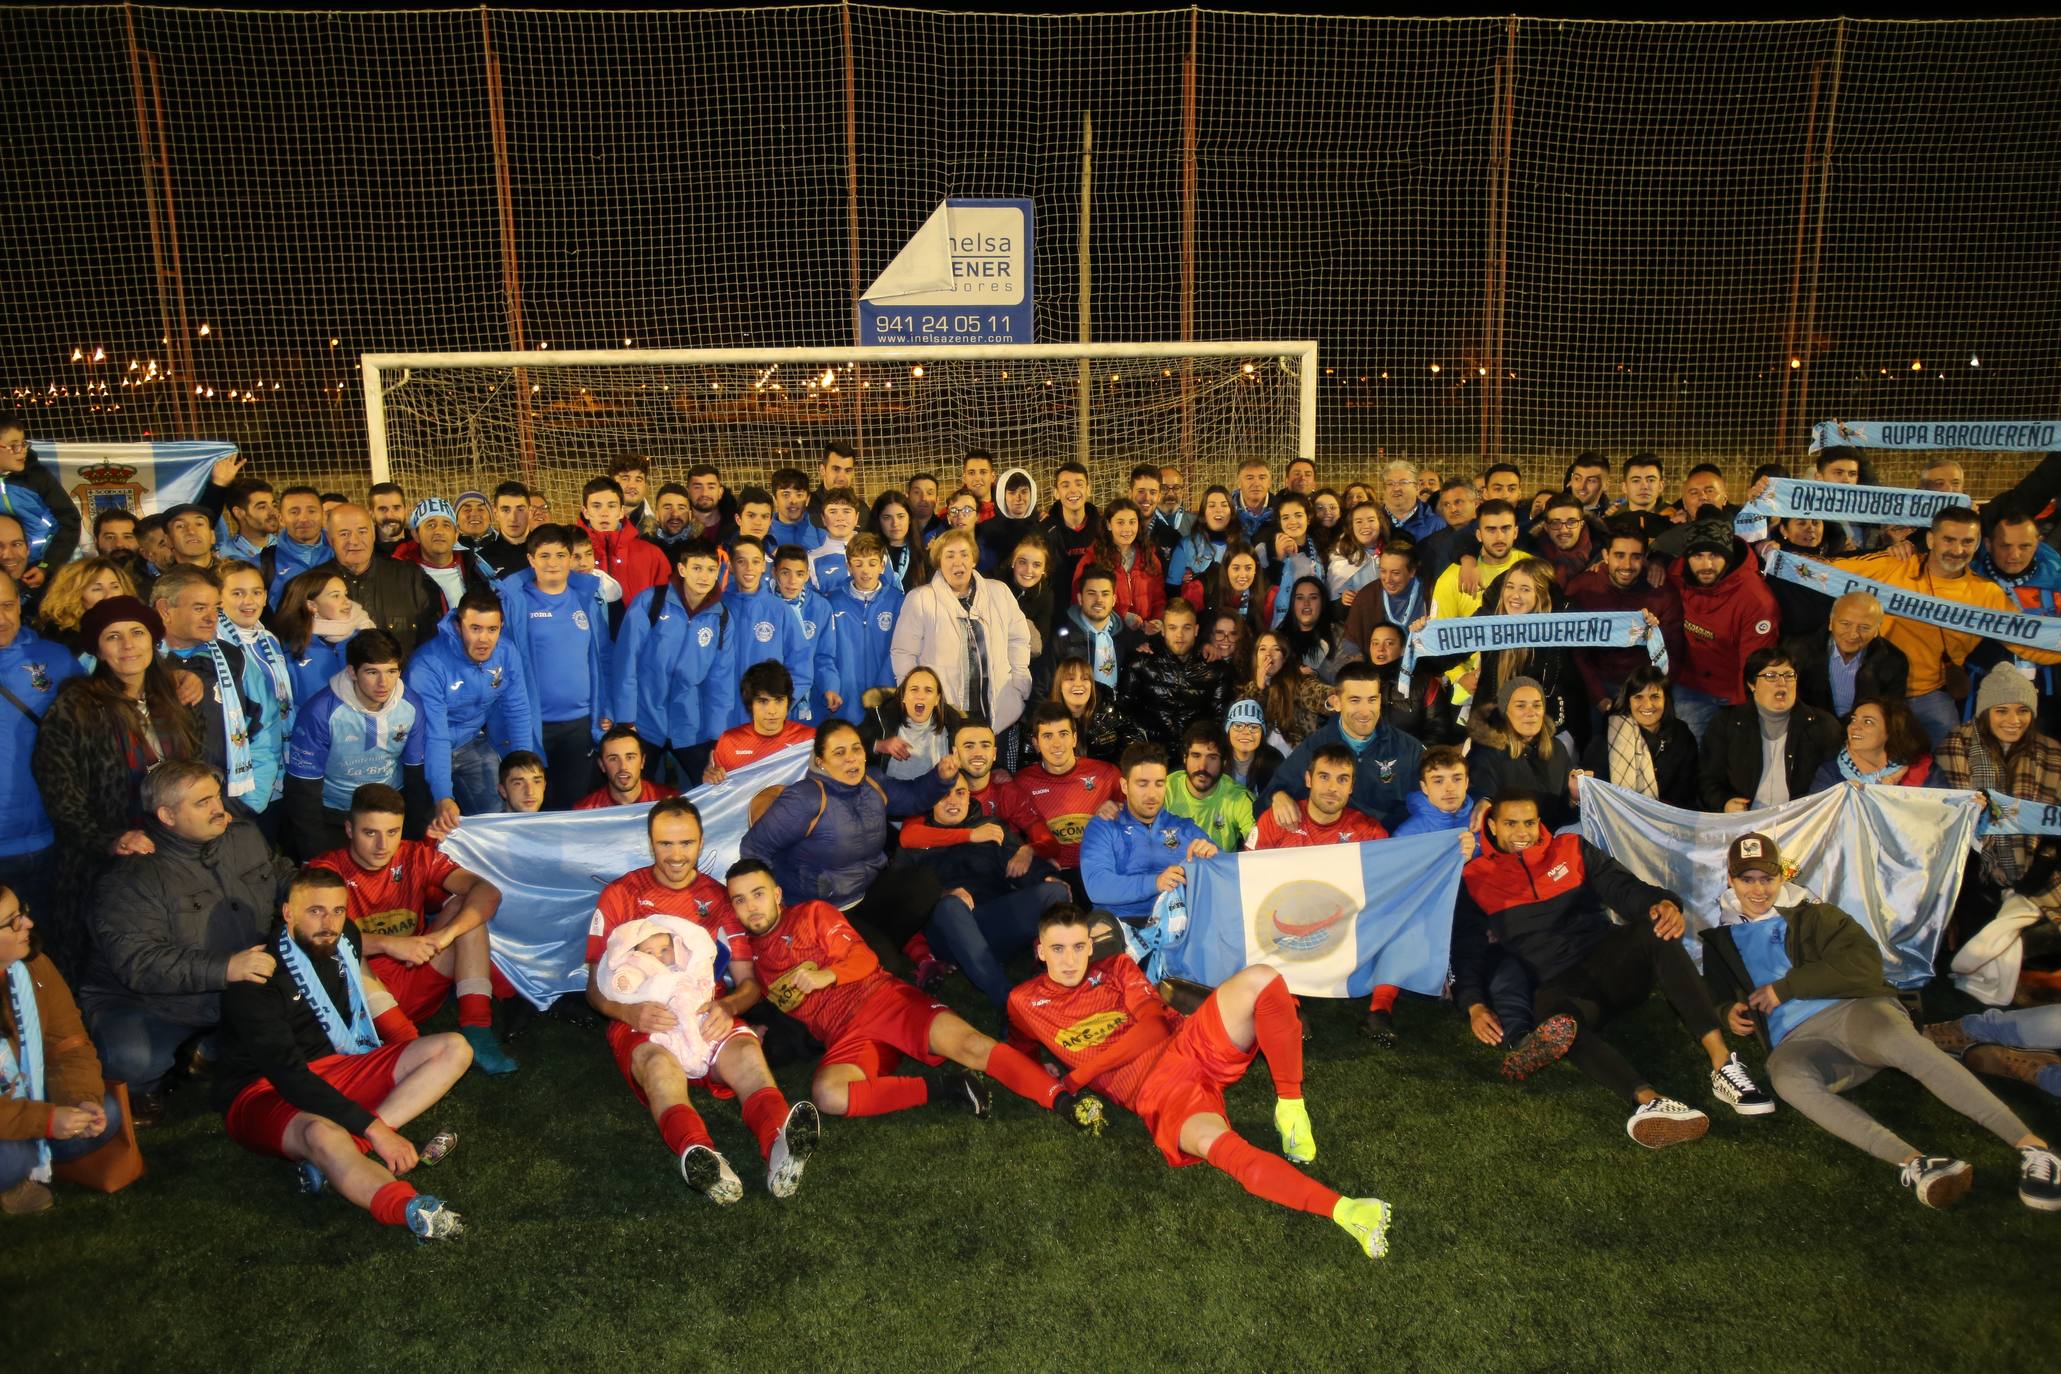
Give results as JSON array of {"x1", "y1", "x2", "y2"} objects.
[{"x1": 360, "y1": 342, "x2": 1318, "y2": 508}]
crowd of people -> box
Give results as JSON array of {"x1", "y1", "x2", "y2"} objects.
[{"x1": 3, "y1": 414, "x2": 2060, "y2": 1255}]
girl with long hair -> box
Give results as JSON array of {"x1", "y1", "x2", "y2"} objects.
[
  {"x1": 1074, "y1": 497, "x2": 1165, "y2": 634},
  {"x1": 869, "y1": 489, "x2": 930, "y2": 590},
  {"x1": 1168, "y1": 485, "x2": 1237, "y2": 591},
  {"x1": 34, "y1": 557, "x2": 135, "y2": 659}
]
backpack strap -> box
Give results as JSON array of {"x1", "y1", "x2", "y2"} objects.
[{"x1": 802, "y1": 778, "x2": 830, "y2": 839}]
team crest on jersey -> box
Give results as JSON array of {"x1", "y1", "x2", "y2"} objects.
[
  {"x1": 488, "y1": 666, "x2": 504, "y2": 690},
  {"x1": 696, "y1": 625, "x2": 714, "y2": 648},
  {"x1": 23, "y1": 662, "x2": 49, "y2": 693},
  {"x1": 876, "y1": 610, "x2": 893, "y2": 631},
  {"x1": 1160, "y1": 827, "x2": 1181, "y2": 848},
  {"x1": 572, "y1": 609, "x2": 590, "y2": 632},
  {"x1": 1080, "y1": 775, "x2": 1098, "y2": 791},
  {"x1": 754, "y1": 620, "x2": 775, "y2": 643},
  {"x1": 802, "y1": 622, "x2": 817, "y2": 640},
  {"x1": 694, "y1": 899, "x2": 711, "y2": 916},
  {"x1": 392, "y1": 725, "x2": 410, "y2": 743},
  {"x1": 1374, "y1": 757, "x2": 1396, "y2": 784}
]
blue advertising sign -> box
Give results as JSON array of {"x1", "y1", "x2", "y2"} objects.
[{"x1": 859, "y1": 198, "x2": 1033, "y2": 346}]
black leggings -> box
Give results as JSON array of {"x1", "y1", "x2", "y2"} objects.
[
  {"x1": 844, "y1": 862, "x2": 944, "y2": 976},
  {"x1": 1532, "y1": 920, "x2": 1723, "y2": 1106}
]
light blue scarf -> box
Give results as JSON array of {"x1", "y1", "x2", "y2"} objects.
[
  {"x1": 2, "y1": 960, "x2": 48, "y2": 1182},
  {"x1": 1762, "y1": 548, "x2": 2061, "y2": 653},
  {"x1": 273, "y1": 924, "x2": 379, "y2": 1056},
  {"x1": 219, "y1": 611, "x2": 293, "y2": 716},
  {"x1": 1835, "y1": 749, "x2": 1905, "y2": 784},
  {"x1": 1735, "y1": 476, "x2": 1969, "y2": 540},
  {"x1": 1399, "y1": 610, "x2": 1666, "y2": 693},
  {"x1": 165, "y1": 641, "x2": 256, "y2": 798}
]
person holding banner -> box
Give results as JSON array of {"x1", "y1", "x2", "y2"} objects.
[
  {"x1": 1565, "y1": 521, "x2": 1685, "y2": 715},
  {"x1": 1669, "y1": 522, "x2": 1779, "y2": 742},
  {"x1": 1974, "y1": 504, "x2": 2061, "y2": 732},
  {"x1": 1701, "y1": 833, "x2": 2060, "y2": 1212},
  {"x1": 215, "y1": 867, "x2": 470, "y2": 1242},
  {"x1": 1262, "y1": 663, "x2": 1423, "y2": 832},
  {"x1": 1761, "y1": 516, "x2": 1848, "y2": 645},
  {"x1": 1006, "y1": 906, "x2": 1395, "y2": 1261},
  {"x1": 1932, "y1": 669, "x2": 2061, "y2": 951},
  {"x1": 1467, "y1": 679, "x2": 1577, "y2": 829},
  {"x1": 1824, "y1": 505, "x2": 2061, "y2": 747},
  {"x1": 1808, "y1": 698, "x2": 1933, "y2": 792},
  {"x1": 1080, "y1": 742, "x2": 1220, "y2": 924},
  {"x1": 1699, "y1": 647, "x2": 1842, "y2": 813},
  {"x1": 1459, "y1": 793, "x2": 1771, "y2": 1148},
  {"x1": 0, "y1": 420, "x2": 81, "y2": 588}
]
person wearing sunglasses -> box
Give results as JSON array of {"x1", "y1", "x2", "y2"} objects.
[{"x1": 1699, "y1": 647, "x2": 1841, "y2": 813}]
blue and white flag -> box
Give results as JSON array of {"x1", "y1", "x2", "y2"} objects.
[
  {"x1": 440, "y1": 744, "x2": 811, "y2": 1008},
  {"x1": 1761, "y1": 547, "x2": 2061, "y2": 653},
  {"x1": 29, "y1": 439, "x2": 226, "y2": 526},
  {"x1": 1161, "y1": 832, "x2": 1465, "y2": 998},
  {"x1": 1809, "y1": 419, "x2": 2060, "y2": 454},
  {"x1": 1399, "y1": 610, "x2": 1664, "y2": 694},
  {"x1": 1734, "y1": 477, "x2": 1970, "y2": 541},
  {"x1": 1979, "y1": 789, "x2": 2061, "y2": 838},
  {"x1": 1578, "y1": 779, "x2": 1986, "y2": 988}
]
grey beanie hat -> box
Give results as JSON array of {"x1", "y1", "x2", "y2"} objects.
[
  {"x1": 1497, "y1": 674, "x2": 1546, "y2": 716},
  {"x1": 1976, "y1": 667, "x2": 2037, "y2": 718}
]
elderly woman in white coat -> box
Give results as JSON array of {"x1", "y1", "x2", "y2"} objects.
[{"x1": 889, "y1": 528, "x2": 1033, "y2": 735}]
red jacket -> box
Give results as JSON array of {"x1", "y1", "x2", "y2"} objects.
[
  {"x1": 1672, "y1": 543, "x2": 1779, "y2": 703},
  {"x1": 1074, "y1": 547, "x2": 1167, "y2": 624},
  {"x1": 581, "y1": 520, "x2": 671, "y2": 608}
]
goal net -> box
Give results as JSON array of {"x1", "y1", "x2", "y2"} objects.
[{"x1": 362, "y1": 344, "x2": 1317, "y2": 511}]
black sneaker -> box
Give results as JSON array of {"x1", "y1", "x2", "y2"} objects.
[
  {"x1": 1898, "y1": 1155, "x2": 1973, "y2": 1210},
  {"x1": 1710, "y1": 1053, "x2": 1776, "y2": 1116},
  {"x1": 937, "y1": 1069, "x2": 991, "y2": 1119},
  {"x1": 1358, "y1": 1009, "x2": 1399, "y2": 1048},
  {"x1": 2019, "y1": 1146, "x2": 2061, "y2": 1212}
]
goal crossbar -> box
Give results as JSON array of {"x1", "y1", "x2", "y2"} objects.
[{"x1": 360, "y1": 341, "x2": 1319, "y2": 485}]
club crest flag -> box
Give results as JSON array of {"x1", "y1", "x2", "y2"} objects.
[
  {"x1": 1577, "y1": 778, "x2": 1986, "y2": 987},
  {"x1": 439, "y1": 744, "x2": 811, "y2": 1008},
  {"x1": 33, "y1": 439, "x2": 227, "y2": 522},
  {"x1": 1162, "y1": 832, "x2": 1463, "y2": 998}
]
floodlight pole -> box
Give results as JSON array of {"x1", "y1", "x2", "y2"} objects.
[
  {"x1": 842, "y1": 2, "x2": 866, "y2": 454},
  {"x1": 1777, "y1": 63, "x2": 1825, "y2": 457},
  {"x1": 481, "y1": 7, "x2": 538, "y2": 487},
  {"x1": 1795, "y1": 20, "x2": 1846, "y2": 459},
  {"x1": 124, "y1": 5, "x2": 198, "y2": 439},
  {"x1": 1181, "y1": 8, "x2": 1199, "y2": 463},
  {"x1": 1078, "y1": 111, "x2": 1094, "y2": 469}
]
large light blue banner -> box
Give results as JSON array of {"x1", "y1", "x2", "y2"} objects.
[
  {"x1": 1577, "y1": 779, "x2": 1985, "y2": 987},
  {"x1": 1162, "y1": 831, "x2": 1465, "y2": 998},
  {"x1": 441, "y1": 744, "x2": 811, "y2": 1008},
  {"x1": 32, "y1": 439, "x2": 226, "y2": 522},
  {"x1": 1809, "y1": 419, "x2": 2060, "y2": 453}
]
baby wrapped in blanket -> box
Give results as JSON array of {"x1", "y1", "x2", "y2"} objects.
[{"x1": 597, "y1": 914, "x2": 744, "y2": 1078}]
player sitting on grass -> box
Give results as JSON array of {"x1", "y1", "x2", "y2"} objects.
[
  {"x1": 586, "y1": 800, "x2": 819, "y2": 1205},
  {"x1": 1006, "y1": 905, "x2": 1393, "y2": 1260},
  {"x1": 215, "y1": 867, "x2": 470, "y2": 1242},
  {"x1": 723, "y1": 859, "x2": 1103, "y2": 1128}
]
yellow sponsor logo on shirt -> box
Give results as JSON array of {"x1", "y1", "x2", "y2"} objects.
[{"x1": 1055, "y1": 1009, "x2": 1130, "y2": 1053}]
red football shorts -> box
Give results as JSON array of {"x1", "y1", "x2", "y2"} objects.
[
  {"x1": 818, "y1": 981, "x2": 949, "y2": 1078},
  {"x1": 368, "y1": 955, "x2": 453, "y2": 1024},
  {"x1": 1133, "y1": 994, "x2": 1259, "y2": 1167},
  {"x1": 605, "y1": 1019, "x2": 759, "y2": 1105},
  {"x1": 224, "y1": 1041, "x2": 414, "y2": 1159}
]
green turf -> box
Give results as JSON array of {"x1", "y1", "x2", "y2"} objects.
[{"x1": 7, "y1": 982, "x2": 2056, "y2": 1373}]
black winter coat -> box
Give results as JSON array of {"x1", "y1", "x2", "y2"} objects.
[{"x1": 1124, "y1": 642, "x2": 1232, "y2": 749}]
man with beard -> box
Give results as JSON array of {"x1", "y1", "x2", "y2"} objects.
[
  {"x1": 1124, "y1": 601, "x2": 1231, "y2": 751},
  {"x1": 1164, "y1": 722, "x2": 1256, "y2": 853},
  {"x1": 1836, "y1": 506, "x2": 2061, "y2": 746},
  {"x1": 367, "y1": 483, "x2": 410, "y2": 556},
  {"x1": 218, "y1": 479, "x2": 279, "y2": 563},
  {"x1": 576, "y1": 726, "x2": 679, "y2": 809},
  {"x1": 260, "y1": 486, "x2": 334, "y2": 593},
  {"x1": 1669, "y1": 521, "x2": 1779, "y2": 741},
  {"x1": 1565, "y1": 522, "x2": 1686, "y2": 713},
  {"x1": 216, "y1": 865, "x2": 471, "y2": 1240},
  {"x1": 644, "y1": 482, "x2": 701, "y2": 564},
  {"x1": 1247, "y1": 744, "x2": 1387, "y2": 849},
  {"x1": 1975, "y1": 504, "x2": 2061, "y2": 732}
]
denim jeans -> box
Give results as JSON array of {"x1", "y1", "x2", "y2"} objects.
[
  {"x1": 1908, "y1": 688, "x2": 1963, "y2": 750},
  {"x1": 539, "y1": 717, "x2": 599, "y2": 811},
  {"x1": 928, "y1": 882, "x2": 1071, "y2": 1007},
  {"x1": 1960, "y1": 1005, "x2": 2061, "y2": 1097},
  {"x1": 1672, "y1": 684, "x2": 1727, "y2": 745},
  {"x1": 451, "y1": 733, "x2": 504, "y2": 816},
  {"x1": 0, "y1": 1089, "x2": 124, "y2": 1190},
  {"x1": 81, "y1": 995, "x2": 208, "y2": 1091}
]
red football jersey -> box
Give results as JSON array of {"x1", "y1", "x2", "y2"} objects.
[
  {"x1": 310, "y1": 841, "x2": 459, "y2": 940},
  {"x1": 586, "y1": 866, "x2": 750, "y2": 969},
  {"x1": 745, "y1": 900, "x2": 896, "y2": 1044},
  {"x1": 574, "y1": 779, "x2": 680, "y2": 810},
  {"x1": 1006, "y1": 954, "x2": 1179, "y2": 1110},
  {"x1": 996, "y1": 759, "x2": 1121, "y2": 867},
  {"x1": 712, "y1": 721, "x2": 816, "y2": 770},
  {"x1": 1247, "y1": 805, "x2": 1389, "y2": 851}
]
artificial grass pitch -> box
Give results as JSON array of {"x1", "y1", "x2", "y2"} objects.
[{"x1": 7, "y1": 981, "x2": 2054, "y2": 1374}]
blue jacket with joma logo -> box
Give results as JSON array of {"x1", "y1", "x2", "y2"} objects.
[{"x1": 403, "y1": 610, "x2": 539, "y2": 803}]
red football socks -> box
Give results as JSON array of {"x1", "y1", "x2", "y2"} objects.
[
  {"x1": 740, "y1": 1086, "x2": 790, "y2": 1159},
  {"x1": 1252, "y1": 976, "x2": 1304, "y2": 1099},
  {"x1": 457, "y1": 993, "x2": 493, "y2": 1030},
  {"x1": 1367, "y1": 984, "x2": 1400, "y2": 1014},
  {"x1": 842, "y1": 1076, "x2": 928, "y2": 1117},
  {"x1": 369, "y1": 1180, "x2": 417, "y2": 1227},
  {"x1": 658, "y1": 1103, "x2": 714, "y2": 1156},
  {"x1": 903, "y1": 933, "x2": 935, "y2": 964},
  {"x1": 983, "y1": 1044, "x2": 1061, "y2": 1107},
  {"x1": 1205, "y1": 1132, "x2": 1341, "y2": 1216}
]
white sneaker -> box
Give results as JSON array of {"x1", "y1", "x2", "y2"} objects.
[
  {"x1": 1625, "y1": 1097, "x2": 1710, "y2": 1149},
  {"x1": 679, "y1": 1144, "x2": 743, "y2": 1205},
  {"x1": 767, "y1": 1101, "x2": 821, "y2": 1199},
  {"x1": 2019, "y1": 1146, "x2": 2061, "y2": 1212},
  {"x1": 1710, "y1": 1053, "x2": 1777, "y2": 1116},
  {"x1": 1898, "y1": 1155, "x2": 1973, "y2": 1210}
]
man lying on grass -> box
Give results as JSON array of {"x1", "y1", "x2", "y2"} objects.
[
  {"x1": 215, "y1": 867, "x2": 468, "y2": 1241},
  {"x1": 1005, "y1": 904, "x2": 1394, "y2": 1260},
  {"x1": 723, "y1": 859, "x2": 1104, "y2": 1130},
  {"x1": 1458, "y1": 791, "x2": 1774, "y2": 1147},
  {"x1": 1703, "y1": 832, "x2": 2061, "y2": 1212}
]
